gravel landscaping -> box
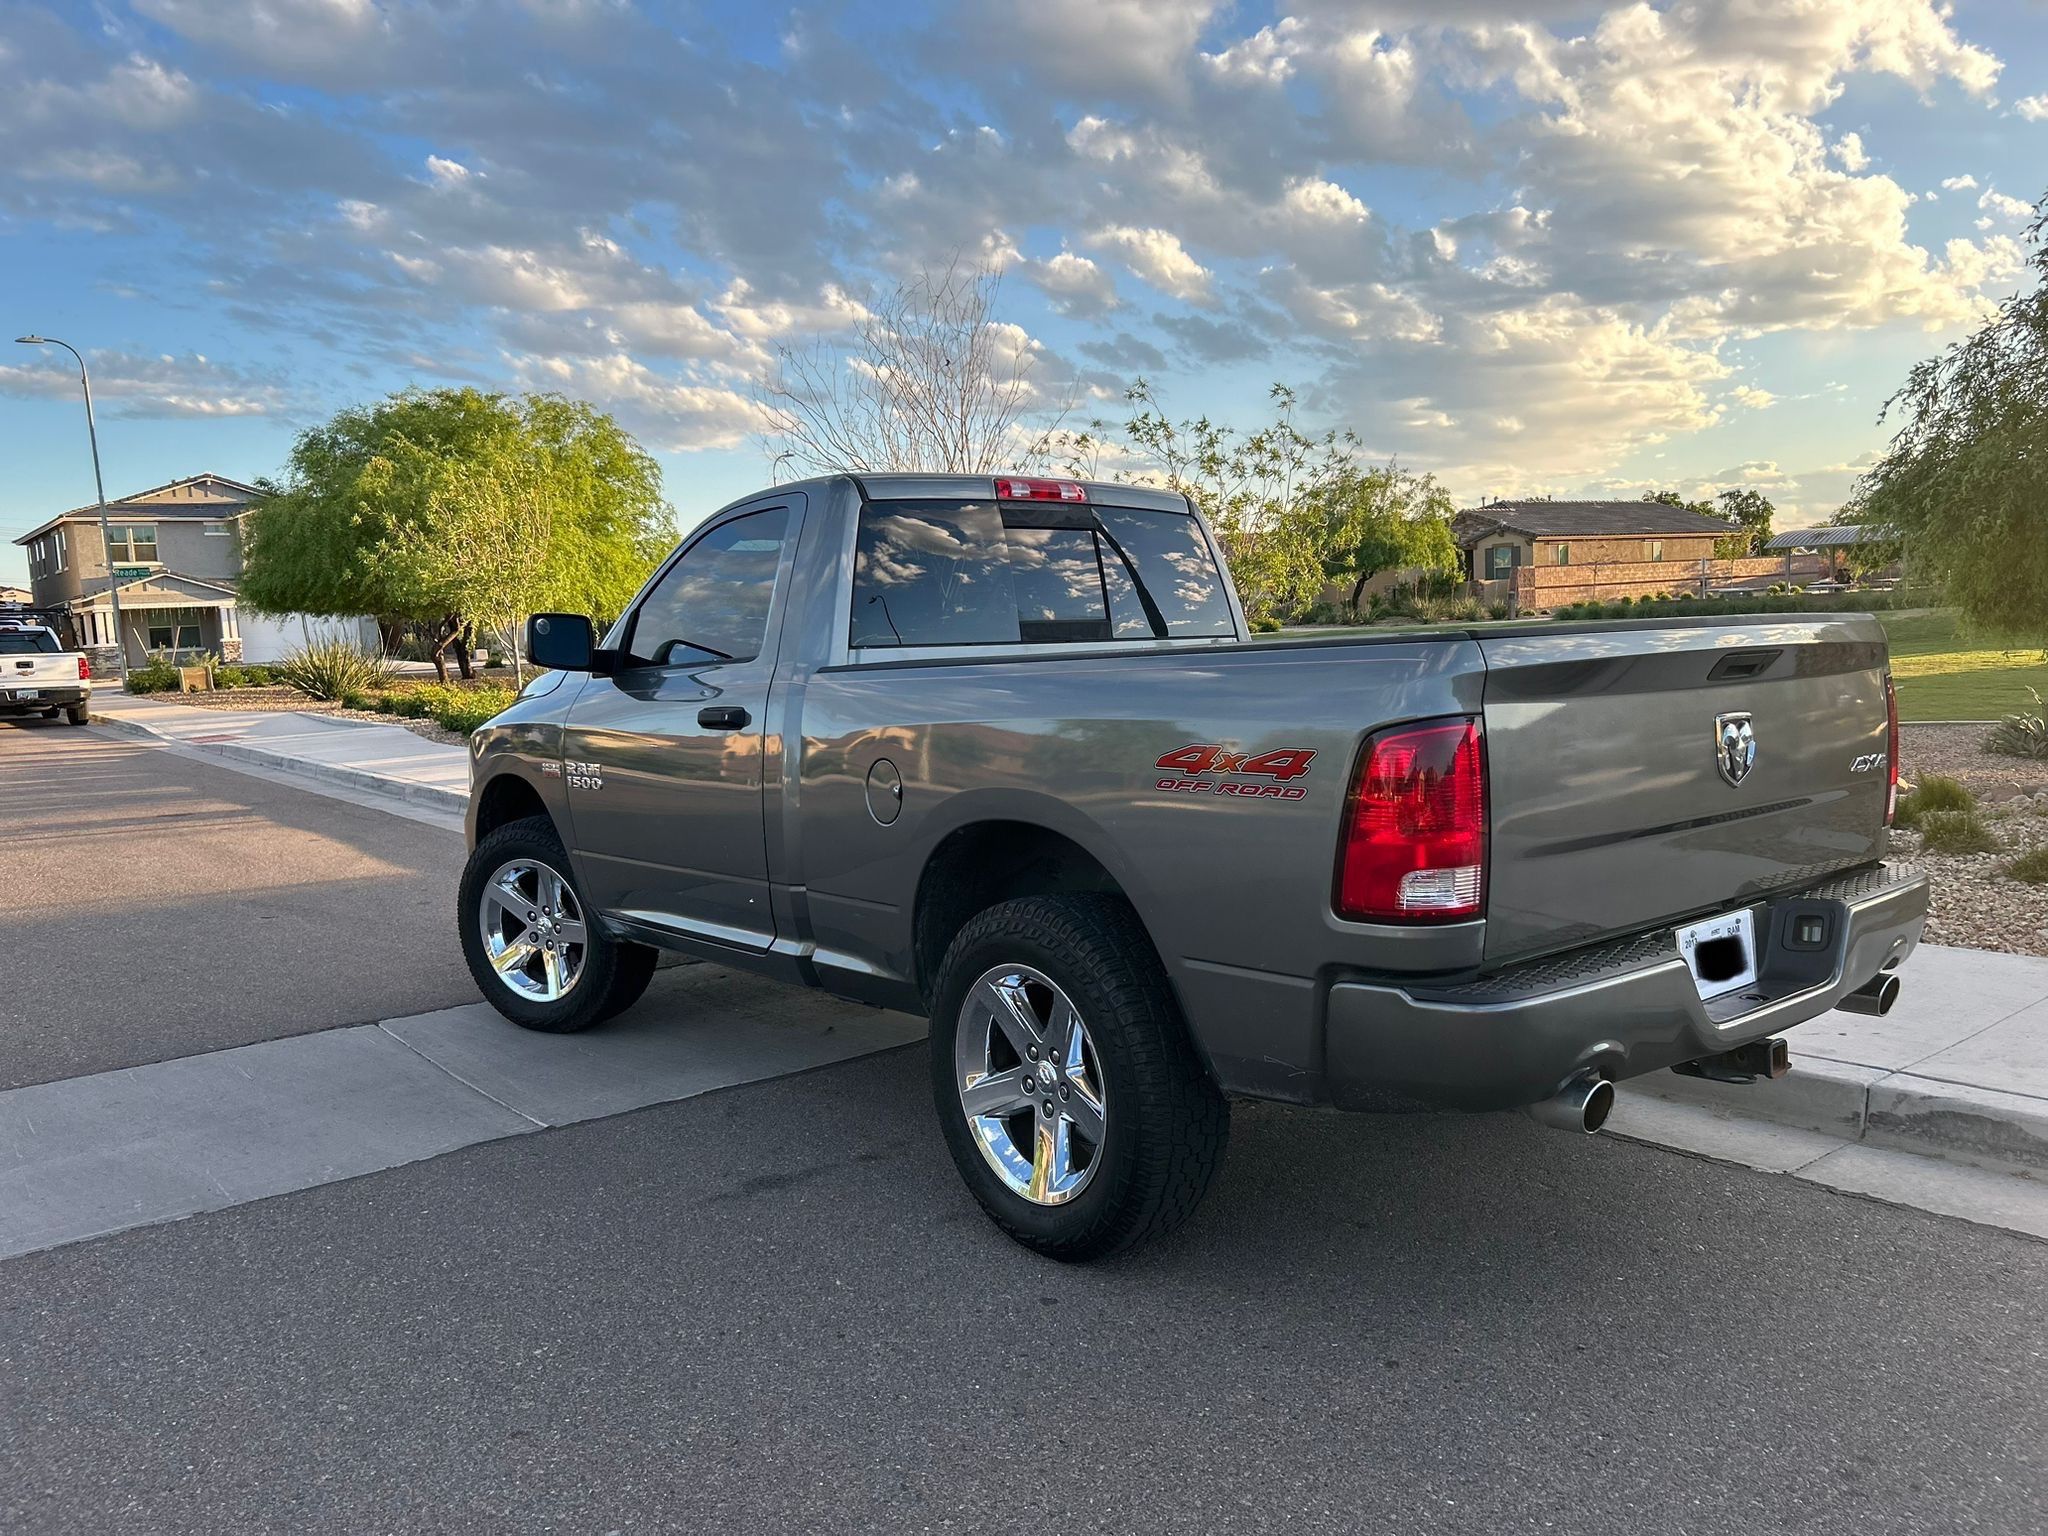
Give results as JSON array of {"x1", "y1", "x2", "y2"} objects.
[{"x1": 1896, "y1": 724, "x2": 2048, "y2": 957}]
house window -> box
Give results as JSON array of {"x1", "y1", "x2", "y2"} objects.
[
  {"x1": 1484, "y1": 544, "x2": 1519, "y2": 580},
  {"x1": 1555, "y1": 543, "x2": 1571, "y2": 566},
  {"x1": 1649, "y1": 540, "x2": 1664, "y2": 562},
  {"x1": 53, "y1": 531, "x2": 64, "y2": 573},
  {"x1": 107, "y1": 524, "x2": 159, "y2": 563},
  {"x1": 145, "y1": 607, "x2": 205, "y2": 653}
]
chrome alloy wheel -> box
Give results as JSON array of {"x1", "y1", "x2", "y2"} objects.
[
  {"x1": 478, "y1": 858, "x2": 588, "y2": 1003},
  {"x1": 955, "y1": 964, "x2": 1107, "y2": 1205}
]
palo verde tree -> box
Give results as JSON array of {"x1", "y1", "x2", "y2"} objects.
[
  {"x1": 241, "y1": 388, "x2": 675, "y2": 680},
  {"x1": 1855, "y1": 188, "x2": 2048, "y2": 635}
]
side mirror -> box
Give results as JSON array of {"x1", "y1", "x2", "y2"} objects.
[{"x1": 527, "y1": 612, "x2": 596, "y2": 672}]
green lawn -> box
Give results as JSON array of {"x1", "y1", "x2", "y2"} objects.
[{"x1": 1880, "y1": 609, "x2": 2048, "y2": 722}]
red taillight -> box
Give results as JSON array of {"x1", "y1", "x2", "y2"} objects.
[
  {"x1": 1336, "y1": 718, "x2": 1487, "y2": 923},
  {"x1": 1885, "y1": 674, "x2": 1899, "y2": 825},
  {"x1": 77, "y1": 656, "x2": 91, "y2": 680},
  {"x1": 995, "y1": 477, "x2": 1087, "y2": 503}
]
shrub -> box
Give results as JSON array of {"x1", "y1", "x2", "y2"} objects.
[
  {"x1": 1985, "y1": 688, "x2": 2048, "y2": 761},
  {"x1": 1894, "y1": 774, "x2": 1975, "y2": 828},
  {"x1": 276, "y1": 640, "x2": 394, "y2": 701},
  {"x1": 419, "y1": 683, "x2": 517, "y2": 734},
  {"x1": 1249, "y1": 615, "x2": 1283, "y2": 633},
  {"x1": 125, "y1": 656, "x2": 180, "y2": 694},
  {"x1": 1914, "y1": 808, "x2": 2000, "y2": 856},
  {"x1": 2005, "y1": 846, "x2": 2048, "y2": 885},
  {"x1": 1487, "y1": 602, "x2": 1510, "y2": 621},
  {"x1": 1550, "y1": 589, "x2": 1933, "y2": 622}
]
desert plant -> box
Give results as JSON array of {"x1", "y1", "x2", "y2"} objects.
[
  {"x1": 1985, "y1": 688, "x2": 2048, "y2": 761},
  {"x1": 124, "y1": 655, "x2": 180, "y2": 694},
  {"x1": 275, "y1": 640, "x2": 394, "y2": 702},
  {"x1": 1914, "y1": 808, "x2": 2000, "y2": 855},
  {"x1": 2005, "y1": 846, "x2": 2048, "y2": 884},
  {"x1": 1894, "y1": 774, "x2": 1975, "y2": 828},
  {"x1": 1249, "y1": 615, "x2": 1283, "y2": 633}
]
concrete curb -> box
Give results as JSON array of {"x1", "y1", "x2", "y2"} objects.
[
  {"x1": 1650, "y1": 1056, "x2": 2048, "y2": 1177},
  {"x1": 90, "y1": 712, "x2": 469, "y2": 816}
]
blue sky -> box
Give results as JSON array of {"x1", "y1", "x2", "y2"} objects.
[{"x1": 3, "y1": 0, "x2": 2045, "y2": 587}]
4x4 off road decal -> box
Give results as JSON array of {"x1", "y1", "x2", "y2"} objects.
[{"x1": 1154, "y1": 744, "x2": 1314, "y2": 800}]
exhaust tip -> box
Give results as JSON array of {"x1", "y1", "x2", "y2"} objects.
[
  {"x1": 1526, "y1": 1075, "x2": 1614, "y2": 1135},
  {"x1": 1581, "y1": 1077, "x2": 1615, "y2": 1133},
  {"x1": 1839, "y1": 972, "x2": 1900, "y2": 1017}
]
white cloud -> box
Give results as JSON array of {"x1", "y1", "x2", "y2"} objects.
[
  {"x1": 1020, "y1": 251, "x2": 1119, "y2": 318},
  {"x1": 1978, "y1": 187, "x2": 2035, "y2": 221},
  {"x1": 1088, "y1": 226, "x2": 1215, "y2": 304},
  {"x1": 2016, "y1": 95, "x2": 2048, "y2": 122},
  {"x1": 1731, "y1": 385, "x2": 1777, "y2": 410},
  {"x1": 510, "y1": 352, "x2": 769, "y2": 453},
  {"x1": 1942, "y1": 174, "x2": 1979, "y2": 190},
  {"x1": 1832, "y1": 132, "x2": 1869, "y2": 172},
  {"x1": 0, "y1": 349, "x2": 285, "y2": 417},
  {"x1": 424, "y1": 155, "x2": 471, "y2": 188}
]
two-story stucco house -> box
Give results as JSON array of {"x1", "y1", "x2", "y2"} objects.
[
  {"x1": 16, "y1": 474, "x2": 260, "y2": 668},
  {"x1": 13, "y1": 472, "x2": 376, "y2": 671}
]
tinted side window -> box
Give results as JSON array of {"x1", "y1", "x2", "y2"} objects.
[
  {"x1": 627, "y1": 508, "x2": 788, "y2": 666},
  {"x1": 852, "y1": 502, "x2": 1018, "y2": 647}
]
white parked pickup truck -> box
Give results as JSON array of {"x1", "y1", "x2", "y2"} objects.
[{"x1": 0, "y1": 623, "x2": 93, "y2": 726}]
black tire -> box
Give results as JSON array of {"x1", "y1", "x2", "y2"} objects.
[
  {"x1": 597, "y1": 943, "x2": 660, "y2": 1022},
  {"x1": 65, "y1": 704, "x2": 90, "y2": 726},
  {"x1": 928, "y1": 893, "x2": 1228, "y2": 1262},
  {"x1": 459, "y1": 813, "x2": 659, "y2": 1033}
]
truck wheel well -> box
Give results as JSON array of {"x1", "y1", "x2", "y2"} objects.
[
  {"x1": 474, "y1": 773, "x2": 551, "y2": 840},
  {"x1": 912, "y1": 821, "x2": 1129, "y2": 1004}
]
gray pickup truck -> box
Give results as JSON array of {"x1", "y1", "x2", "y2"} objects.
[{"x1": 459, "y1": 473, "x2": 1927, "y2": 1259}]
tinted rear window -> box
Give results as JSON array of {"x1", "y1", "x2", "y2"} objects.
[
  {"x1": 0, "y1": 631, "x2": 58, "y2": 655},
  {"x1": 851, "y1": 500, "x2": 1233, "y2": 649}
]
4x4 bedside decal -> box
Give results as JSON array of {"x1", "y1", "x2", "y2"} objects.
[{"x1": 1154, "y1": 743, "x2": 1313, "y2": 800}]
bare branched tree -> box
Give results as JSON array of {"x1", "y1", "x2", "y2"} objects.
[{"x1": 759, "y1": 258, "x2": 1074, "y2": 478}]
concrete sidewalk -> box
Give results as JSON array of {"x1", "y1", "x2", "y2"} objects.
[
  {"x1": 88, "y1": 688, "x2": 469, "y2": 814},
  {"x1": 1644, "y1": 942, "x2": 2048, "y2": 1176}
]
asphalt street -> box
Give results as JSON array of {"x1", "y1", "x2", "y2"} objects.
[
  {"x1": 3, "y1": 718, "x2": 2044, "y2": 1534},
  {"x1": 0, "y1": 718, "x2": 477, "y2": 1088}
]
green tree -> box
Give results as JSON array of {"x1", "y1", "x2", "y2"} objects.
[
  {"x1": 1067, "y1": 382, "x2": 1355, "y2": 620},
  {"x1": 1714, "y1": 488, "x2": 1775, "y2": 557},
  {"x1": 241, "y1": 389, "x2": 674, "y2": 679},
  {"x1": 1855, "y1": 189, "x2": 2048, "y2": 634},
  {"x1": 1316, "y1": 464, "x2": 1460, "y2": 614}
]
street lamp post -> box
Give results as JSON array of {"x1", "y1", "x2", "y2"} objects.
[{"x1": 16, "y1": 335, "x2": 123, "y2": 675}]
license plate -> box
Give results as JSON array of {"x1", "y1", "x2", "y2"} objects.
[
  {"x1": 10, "y1": 689, "x2": 38, "y2": 701},
  {"x1": 1676, "y1": 909, "x2": 1758, "y2": 1001}
]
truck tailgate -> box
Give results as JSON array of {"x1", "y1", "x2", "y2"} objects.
[
  {"x1": 1479, "y1": 618, "x2": 1891, "y2": 963},
  {"x1": 2, "y1": 653, "x2": 80, "y2": 689}
]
